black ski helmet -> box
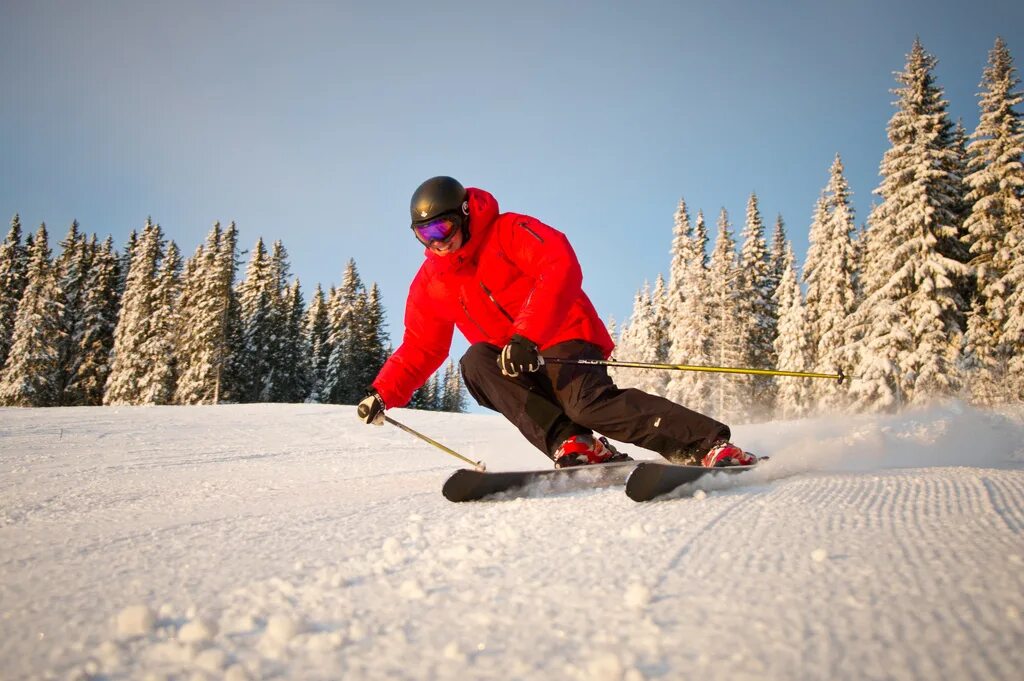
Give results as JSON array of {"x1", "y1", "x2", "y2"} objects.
[{"x1": 410, "y1": 176, "x2": 468, "y2": 226}]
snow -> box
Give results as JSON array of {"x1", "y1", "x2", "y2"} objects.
[{"x1": 2, "y1": 402, "x2": 1023, "y2": 680}]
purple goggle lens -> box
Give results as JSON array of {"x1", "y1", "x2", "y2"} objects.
[{"x1": 413, "y1": 216, "x2": 458, "y2": 245}]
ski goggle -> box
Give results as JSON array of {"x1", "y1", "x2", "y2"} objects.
[{"x1": 411, "y1": 215, "x2": 460, "y2": 246}]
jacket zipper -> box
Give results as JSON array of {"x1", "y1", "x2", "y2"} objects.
[
  {"x1": 479, "y1": 282, "x2": 515, "y2": 323},
  {"x1": 459, "y1": 297, "x2": 490, "y2": 338}
]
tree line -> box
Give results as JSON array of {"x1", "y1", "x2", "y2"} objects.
[
  {"x1": 612, "y1": 37, "x2": 1023, "y2": 421},
  {"x1": 0, "y1": 218, "x2": 468, "y2": 411}
]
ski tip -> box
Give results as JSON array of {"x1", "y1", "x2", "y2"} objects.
[{"x1": 441, "y1": 468, "x2": 485, "y2": 503}]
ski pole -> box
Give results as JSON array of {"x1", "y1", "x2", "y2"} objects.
[
  {"x1": 357, "y1": 404, "x2": 487, "y2": 471},
  {"x1": 543, "y1": 357, "x2": 847, "y2": 384}
]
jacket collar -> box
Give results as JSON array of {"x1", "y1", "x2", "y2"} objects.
[{"x1": 423, "y1": 187, "x2": 499, "y2": 272}]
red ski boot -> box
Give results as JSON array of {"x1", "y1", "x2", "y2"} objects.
[
  {"x1": 702, "y1": 440, "x2": 758, "y2": 468},
  {"x1": 553, "y1": 434, "x2": 632, "y2": 469}
]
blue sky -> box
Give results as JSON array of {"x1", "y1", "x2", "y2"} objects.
[{"x1": 2, "y1": 0, "x2": 1022, "y2": 365}]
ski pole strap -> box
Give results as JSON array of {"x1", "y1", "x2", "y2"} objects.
[
  {"x1": 382, "y1": 415, "x2": 487, "y2": 471},
  {"x1": 543, "y1": 357, "x2": 847, "y2": 384}
]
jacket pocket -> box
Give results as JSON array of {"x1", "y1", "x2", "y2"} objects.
[{"x1": 479, "y1": 282, "x2": 514, "y2": 323}]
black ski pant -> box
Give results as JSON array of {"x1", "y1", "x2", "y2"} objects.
[{"x1": 459, "y1": 340, "x2": 730, "y2": 461}]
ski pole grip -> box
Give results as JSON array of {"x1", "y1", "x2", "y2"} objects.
[{"x1": 357, "y1": 403, "x2": 369, "y2": 419}]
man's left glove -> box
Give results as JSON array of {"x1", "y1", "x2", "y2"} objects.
[
  {"x1": 498, "y1": 334, "x2": 544, "y2": 377},
  {"x1": 357, "y1": 391, "x2": 386, "y2": 425}
]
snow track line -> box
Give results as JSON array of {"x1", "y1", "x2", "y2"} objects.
[
  {"x1": 981, "y1": 474, "x2": 1024, "y2": 534},
  {"x1": 650, "y1": 491, "x2": 762, "y2": 595}
]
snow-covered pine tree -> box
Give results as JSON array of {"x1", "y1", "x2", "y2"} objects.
[
  {"x1": 116, "y1": 230, "x2": 137, "y2": 299},
  {"x1": 0, "y1": 214, "x2": 28, "y2": 374},
  {"x1": 737, "y1": 193, "x2": 776, "y2": 419},
  {"x1": 427, "y1": 372, "x2": 441, "y2": 410},
  {"x1": 613, "y1": 281, "x2": 665, "y2": 394},
  {"x1": 213, "y1": 222, "x2": 239, "y2": 403},
  {"x1": 409, "y1": 379, "x2": 431, "y2": 409},
  {"x1": 706, "y1": 209, "x2": 744, "y2": 421},
  {"x1": 105, "y1": 219, "x2": 165, "y2": 405},
  {"x1": 271, "y1": 279, "x2": 311, "y2": 403},
  {"x1": 851, "y1": 40, "x2": 968, "y2": 411},
  {"x1": 232, "y1": 238, "x2": 278, "y2": 402},
  {"x1": 767, "y1": 215, "x2": 788, "y2": 324},
  {"x1": 54, "y1": 221, "x2": 92, "y2": 405},
  {"x1": 441, "y1": 359, "x2": 467, "y2": 412},
  {"x1": 773, "y1": 242, "x2": 815, "y2": 418},
  {"x1": 323, "y1": 259, "x2": 365, "y2": 404},
  {"x1": 1004, "y1": 241, "x2": 1024, "y2": 400},
  {"x1": 665, "y1": 208, "x2": 712, "y2": 413},
  {"x1": 304, "y1": 283, "x2": 331, "y2": 402},
  {"x1": 951, "y1": 120, "x2": 973, "y2": 251},
  {"x1": 803, "y1": 156, "x2": 858, "y2": 412},
  {"x1": 137, "y1": 240, "x2": 181, "y2": 404},
  {"x1": 172, "y1": 240, "x2": 210, "y2": 404},
  {"x1": 412, "y1": 371, "x2": 443, "y2": 410},
  {"x1": 0, "y1": 223, "x2": 65, "y2": 406},
  {"x1": 352, "y1": 282, "x2": 389, "y2": 398},
  {"x1": 263, "y1": 240, "x2": 292, "y2": 402},
  {"x1": 962, "y1": 37, "x2": 1024, "y2": 405},
  {"x1": 66, "y1": 236, "x2": 120, "y2": 405},
  {"x1": 642, "y1": 273, "x2": 670, "y2": 394},
  {"x1": 765, "y1": 215, "x2": 786, "y2": 311}
]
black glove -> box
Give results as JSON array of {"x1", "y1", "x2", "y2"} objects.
[
  {"x1": 357, "y1": 391, "x2": 385, "y2": 425},
  {"x1": 498, "y1": 334, "x2": 544, "y2": 377}
]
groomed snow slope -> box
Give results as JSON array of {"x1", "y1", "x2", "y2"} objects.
[{"x1": 1, "y1": 403, "x2": 1023, "y2": 680}]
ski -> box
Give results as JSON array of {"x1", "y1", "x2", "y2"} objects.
[
  {"x1": 442, "y1": 460, "x2": 638, "y2": 502},
  {"x1": 624, "y1": 461, "x2": 761, "y2": 502}
]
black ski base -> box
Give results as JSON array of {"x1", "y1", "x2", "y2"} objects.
[
  {"x1": 624, "y1": 461, "x2": 762, "y2": 502},
  {"x1": 442, "y1": 460, "x2": 638, "y2": 502}
]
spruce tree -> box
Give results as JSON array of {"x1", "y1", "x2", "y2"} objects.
[
  {"x1": 304, "y1": 283, "x2": 331, "y2": 402},
  {"x1": 116, "y1": 230, "x2": 137, "y2": 299},
  {"x1": 0, "y1": 214, "x2": 28, "y2": 374},
  {"x1": 614, "y1": 281, "x2": 665, "y2": 393},
  {"x1": 737, "y1": 193, "x2": 776, "y2": 419},
  {"x1": 1003, "y1": 243, "x2": 1024, "y2": 400},
  {"x1": 54, "y1": 221, "x2": 91, "y2": 404},
  {"x1": 272, "y1": 279, "x2": 311, "y2": 402},
  {"x1": 264, "y1": 241, "x2": 292, "y2": 401},
  {"x1": 665, "y1": 209, "x2": 712, "y2": 412},
  {"x1": 105, "y1": 219, "x2": 165, "y2": 405},
  {"x1": 234, "y1": 238, "x2": 278, "y2": 402},
  {"x1": 213, "y1": 222, "x2": 240, "y2": 403},
  {"x1": 767, "y1": 215, "x2": 788, "y2": 319},
  {"x1": 773, "y1": 243, "x2": 815, "y2": 418},
  {"x1": 352, "y1": 282, "x2": 389, "y2": 396},
  {"x1": 426, "y1": 372, "x2": 441, "y2": 410},
  {"x1": 706, "y1": 209, "x2": 744, "y2": 421},
  {"x1": 804, "y1": 156, "x2": 858, "y2": 412},
  {"x1": 441, "y1": 360, "x2": 467, "y2": 412},
  {"x1": 851, "y1": 40, "x2": 967, "y2": 410},
  {"x1": 140, "y1": 241, "x2": 181, "y2": 404},
  {"x1": 172, "y1": 241, "x2": 210, "y2": 404},
  {"x1": 963, "y1": 37, "x2": 1024, "y2": 404},
  {"x1": 0, "y1": 224, "x2": 65, "y2": 406},
  {"x1": 67, "y1": 236, "x2": 120, "y2": 405},
  {"x1": 323, "y1": 259, "x2": 365, "y2": 404}
]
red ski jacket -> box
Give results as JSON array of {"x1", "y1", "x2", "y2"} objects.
[{"x1": 372, "y1": 187, "x2": 614, "y2": 408}]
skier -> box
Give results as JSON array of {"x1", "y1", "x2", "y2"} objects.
[{"x1": 357, "y1": 176, "x2": 756, "y2": 468}]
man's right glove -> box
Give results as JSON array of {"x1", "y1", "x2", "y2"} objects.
[
  {"x1": 357, "y1": 391, "x2": 386, "y2": 425},
  {"x1": 498, "y1": 334, "x2": 544, "y2": 377}
]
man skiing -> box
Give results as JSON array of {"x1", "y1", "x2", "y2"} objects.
[{"x1": 357, "y1": 176, "x2": 755, "y2": 469}]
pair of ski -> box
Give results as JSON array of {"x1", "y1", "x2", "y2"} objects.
[{"x1": 442, "y1": 459, "x2": 761, "y2": 502}]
